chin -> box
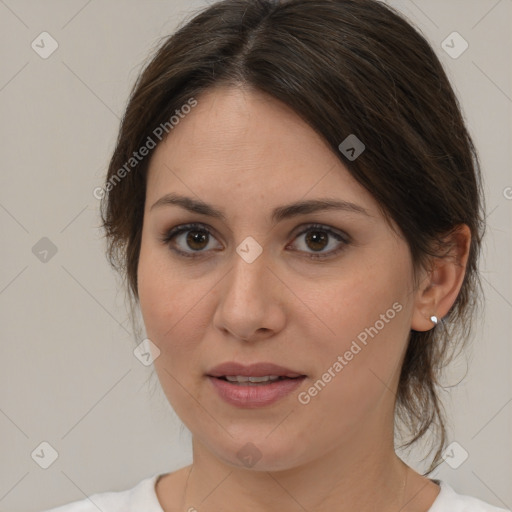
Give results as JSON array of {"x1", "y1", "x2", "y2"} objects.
[{"x1": 205, "y1": 433, "x2": 311, "y2": 473}]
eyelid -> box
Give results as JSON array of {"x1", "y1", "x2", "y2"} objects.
[{"x1": 290, "y1": 222, "x2": 350, "y2": 242}]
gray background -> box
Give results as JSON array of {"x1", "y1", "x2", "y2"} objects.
[{"x1": 0, "y1": 1, "x2": 510, "y2": 510}]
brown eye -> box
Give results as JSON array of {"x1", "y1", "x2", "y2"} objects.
[
  {"x1": 304, "y1": 230, "x2": 329, "y2": 252},
  {"x1": 161, "y1": 223, "x2": 221, "y2": 258},
  {"x1": 185, "y1": 230, "x2": 209, "y2": 251},
  {"x1": 288, "y1": 224, "x2": 350, "y2": 260}
]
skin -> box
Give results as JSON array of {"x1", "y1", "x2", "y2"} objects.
[{"x1": 137, "y1": 85, "x2": 471, "y2": 512}]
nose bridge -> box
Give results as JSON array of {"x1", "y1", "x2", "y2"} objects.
[
  {"x1": 215, "y1": 238, "x2": 274, "y2": 326},
  {"x1": 228, "y1": 238, "x2": 270, "y2": 299}
]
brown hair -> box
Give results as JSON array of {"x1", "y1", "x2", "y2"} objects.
[{"x1": 100, "y1": 0, "x2": 485, "y2": 473}]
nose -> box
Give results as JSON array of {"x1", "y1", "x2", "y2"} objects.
[{"x1": 212, "y1": 247, "x2": 286, "y2": 342}]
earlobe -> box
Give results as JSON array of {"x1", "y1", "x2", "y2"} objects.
[{"x1": 410, "y1": 224, "x2": 471, "y2": 332}]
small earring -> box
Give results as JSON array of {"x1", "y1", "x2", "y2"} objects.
[{"x1": 430, "y1": 315, "x2": 438, "y2": 325}]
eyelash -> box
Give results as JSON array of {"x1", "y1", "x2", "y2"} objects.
[{"x1": 160, "y1": 222, "x2": 351, "y2": 260}]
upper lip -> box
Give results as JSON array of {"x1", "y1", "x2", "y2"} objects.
[{"x1": 207, "y1": 362, "x2": 306, "y2": 378}]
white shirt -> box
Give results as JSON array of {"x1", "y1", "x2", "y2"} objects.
[{"x1": 40, "y1": 474, "x2": 511, "y2": 512}]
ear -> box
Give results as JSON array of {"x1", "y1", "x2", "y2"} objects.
[{"x1": 411, "y1": 224, "x2": 472, "y2": 332}]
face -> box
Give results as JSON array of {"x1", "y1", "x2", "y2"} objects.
[{"x1": 138, "y1": 85, "x2": 418, "y2": 471}]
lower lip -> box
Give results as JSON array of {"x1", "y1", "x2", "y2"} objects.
[{"x1": 207, "y1": 376, "x2": 306, "y2": 408}]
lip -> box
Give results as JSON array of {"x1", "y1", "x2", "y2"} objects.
[
  {"x1": 207, "y1": 362, "x2": 306, "y2": 378},
  {"x1": 207, "y1": 375, "x2": 307, "y2": 408}
]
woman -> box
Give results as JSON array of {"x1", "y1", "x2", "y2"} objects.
[{"x1": 42, "y1": 0, "x2": 509, "y2": 510}]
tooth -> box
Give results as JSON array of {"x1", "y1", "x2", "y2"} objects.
[
  {"x1": 249, "y1": 376, "x2": 269, "y2": 382},
  {"x1": 226, "y1": 376, "x2": 249, "y2": 382},
  {"x1": 224, "y1": 375, "x2": 281, "y2": 383}
]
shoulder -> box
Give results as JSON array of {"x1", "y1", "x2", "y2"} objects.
[
  {"x1": 38, "y1": 473, "x2": 164, "y2": 512},
  {"x1": 430, "y1": 480, "x2": 510, "y2": 512}
]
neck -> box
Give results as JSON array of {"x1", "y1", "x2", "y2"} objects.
[{"x1": 178, "y1": 435, "x2": 411, "y2": 512}]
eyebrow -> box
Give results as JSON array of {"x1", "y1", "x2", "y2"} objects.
[{"x1": 150, "y1": 192, "x2": 371, "y2": 224}]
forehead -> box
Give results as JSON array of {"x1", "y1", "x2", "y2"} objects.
[
  {"x1": 149, "y1": 85, "x2": 331, "y2": 169},
  {"x1": 145, "y1": 85, "x2": 378, "y2": 216}
]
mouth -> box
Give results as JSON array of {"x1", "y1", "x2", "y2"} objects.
[
  {"x1": 206, "y1": 361, "x2": 306, "y2": 380},
  {"x1": 211, "y1": 375, "x2": 306, "y2": 386},
  {"x1": 205, "y1": 362, "x2": 307, "y2": 407}
]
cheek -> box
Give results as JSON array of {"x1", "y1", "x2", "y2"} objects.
[
  {"x1": 137, "y1": 246, "x2": 207, "y2": 418},
  {"x1": 137, "y1": 249, "x2": 167, "y2": 338},
  {"x1": 137, "y1": 239, "x2": 213, "y2": 368},
  {"x1": 296, "y1": 310, "x2": 407, "y2": 445},
  {"x1": 138, "y1": 236, "x2": 187, "y2": 330},
  {"x1": 303, "y1": 251, "x2": 411, "y2": 413},
  {"x1": 137, "y1": 237, "x2": 184, "y2": 356}
]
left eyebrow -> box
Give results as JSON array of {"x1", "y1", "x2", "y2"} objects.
[
  {"x1": 150, "y1": 192, "x2": 371, "y2": 225},
  {"x1": 271, "y1": 198, "x2": 371, "y2": 223}
]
